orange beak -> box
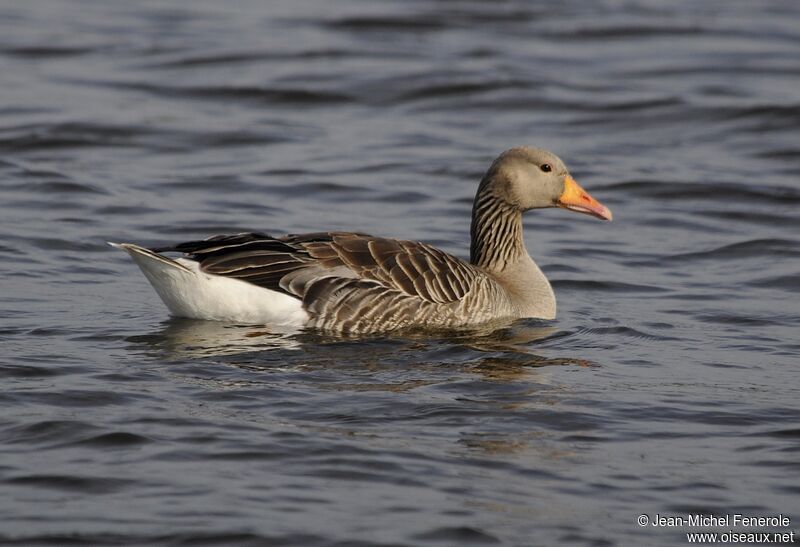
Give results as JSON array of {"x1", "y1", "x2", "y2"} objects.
[{"x1": 557, "y1": 175, "x2": 613, "y2": 221}]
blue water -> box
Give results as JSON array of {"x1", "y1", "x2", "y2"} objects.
[{"x1": 1, "y1": 0, "x2": 798, "y2": 545}]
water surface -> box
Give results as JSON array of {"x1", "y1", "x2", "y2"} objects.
[{"x1": 1, "y1": 0, "x2": 798, "y2": 545}]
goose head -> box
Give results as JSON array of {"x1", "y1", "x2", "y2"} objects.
[{"x1": 482, "y1": 147, "x2": 612, "y2": 221}]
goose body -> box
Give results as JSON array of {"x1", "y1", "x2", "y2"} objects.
[{"x1": 113, "y1": 147, "x2": 611, "y2": 334}]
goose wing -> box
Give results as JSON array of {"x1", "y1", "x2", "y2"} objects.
[{"x1": 155, "y1": 231, "x2": 482, "y2": 305}]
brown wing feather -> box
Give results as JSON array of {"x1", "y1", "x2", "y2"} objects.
[
  {"x1": 153, "y1": 231, "x2": 482, "y2": 306},
  {"x1": 321, "y1": 233, "x2": 479, "y2": 304}
]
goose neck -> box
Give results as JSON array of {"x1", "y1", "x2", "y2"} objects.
[{"x1": 469, "y1": 189, "x2": 527, "y2": 271}]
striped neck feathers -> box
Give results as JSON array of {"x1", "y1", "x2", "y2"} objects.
[{"x1": 469, "y1": 182, "x2": 527, "y2": 271}]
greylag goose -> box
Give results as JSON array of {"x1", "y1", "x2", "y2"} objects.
[{"x1": 112, "y1": 147, "x2": 611, "y2": 333}]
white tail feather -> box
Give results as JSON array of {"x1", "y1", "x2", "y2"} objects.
[{"x1": 109, "y1": 243, "x2": 308, "y2": 326}]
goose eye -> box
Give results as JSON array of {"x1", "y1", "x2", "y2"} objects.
[{"x1": 540, "y1": 164, "x2": 552, "y2": 173}]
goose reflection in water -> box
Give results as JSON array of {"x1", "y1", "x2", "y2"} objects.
[
  {"x1": 126, "y1": 318, "x2": 304, "y2": 359},
  {"x1": 126, "y1": 318, "x2": 597, "y2": 374},
  {"x1": 126, "y1": 320, "x2": 598, "y2": 461}
]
